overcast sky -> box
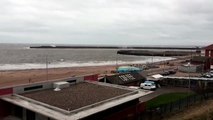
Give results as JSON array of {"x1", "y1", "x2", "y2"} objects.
[{"x1": 0, "y1": 0, "x2": 213, "y2": 46}]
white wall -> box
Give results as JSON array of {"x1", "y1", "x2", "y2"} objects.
[
  {"x1": 179, "y1": 65, "x2": 197, "y2": 73},
  {"x1": 13, "y1": 76, "x2": 84, "y2": 94},
  {"x1": 13, "y1": 82, "x2": 53, "y2": 94}
]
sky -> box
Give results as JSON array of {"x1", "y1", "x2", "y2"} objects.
[{"x1": 0, "y1": 0, "x2": 213, "y2": 46}]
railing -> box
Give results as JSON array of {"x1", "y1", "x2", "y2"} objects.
[{"x1": 139, "y1": 93, "x2": 213, "y2": 120}]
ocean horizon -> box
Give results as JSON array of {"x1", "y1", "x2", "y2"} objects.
[{"x1": 0, "y1": 43, "x2": 175, "y2": 71}]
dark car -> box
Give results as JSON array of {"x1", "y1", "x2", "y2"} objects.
[
  {"x1": 168, "y1": 70, "x2": 176, "y2": 74},
  {"x1": 160, "y1": 71, "x2": 170, "y2": 76}
]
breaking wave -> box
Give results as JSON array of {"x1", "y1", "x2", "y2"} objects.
[{"x1": 0, "y1": 57, "x2": 175, "y2": 71}]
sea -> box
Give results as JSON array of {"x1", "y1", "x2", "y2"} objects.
[{"x1": 0, "y1": 43, "x2": 175, "y2": 71}]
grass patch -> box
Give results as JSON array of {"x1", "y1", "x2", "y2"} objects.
[{"x1": 146, "y1": 92, "x2": 194, "y2": 109}]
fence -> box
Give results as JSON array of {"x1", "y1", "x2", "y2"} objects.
[
  {"x1": 161, "y1": 77, "x2": 213, "y2": 91},
  {"x1": 139, "y1": 93, "x2": 213, "y2": 120}
]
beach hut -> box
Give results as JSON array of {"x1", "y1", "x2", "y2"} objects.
[{"x1": 117, "y1": 66, "x2": 142, "y2": 73}]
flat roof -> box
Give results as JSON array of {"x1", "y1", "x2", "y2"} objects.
[
  {"x1": 1, "y1": 82, "x2": 150, "y2": 120},
  {"x1": 20, "y1": 82, "x2": 131, "y2": 112}
]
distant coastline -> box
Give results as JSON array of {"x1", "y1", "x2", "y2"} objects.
[
  {"x1": 30, "y1": 45, "x2": 119, "y2": 49},
  {"x1": 30, "y1": 45, "x2": 200, "y2": 50}
]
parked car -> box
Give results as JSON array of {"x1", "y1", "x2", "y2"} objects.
[
  {"x1": 160, "y1": 69, "x2": 176, "y2": 76},
  {"x1": 201, "y1": 73, "x2": 212, "y2": 78},
  {"x1": 168, "y1": 70, "x2": 176, "y2": 74},
  {"x1": 210, "y1": 72, "x2": 213, "y2": 77},
  {"x1": 160, "y1": 71, "x2": 170, "y2": 76},
  {"x1": 140, "y1": 81, "x2": 156, "y2": 90}
]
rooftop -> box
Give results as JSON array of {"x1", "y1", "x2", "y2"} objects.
[
  {"x1": 20, "y1": 82, "x2": 131, "y2": 112},
  {"x1": 205, "y1": 44, "x2": 213, "y2": 50},
  {"x1": 1, "y1": 82, "x2": 149, "y2": 120}
]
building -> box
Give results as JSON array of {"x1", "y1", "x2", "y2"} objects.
[
  {"x1": 204, "y1": 44, "x2": 213, "y2": 58},
  {"x1": 179, "y1": 63, "x2": 203, "y2": 73},
  {"x1": 162, "y1": 76, "x2": 213, "y2": 92},
  {"x1": 0, "y1": 74, "x2": 148, "y2": 120},
  {"x1": 204, "y1": 44, "x2": 213, "y2": 70},
  {"x1": 186, "y1": 44, "x2": 213, "y2": 72},
  {"x1": 99, "y1": 72, "x2": 146, "y2": 86},
  {"x1": 191, "y1": 56, "x2": 210, "y2": 71}
]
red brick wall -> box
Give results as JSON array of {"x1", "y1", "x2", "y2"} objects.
[
  {"x1": 84, "y1": 74, "x2": 98, "y2": 81},
  {"x1": 211, "y1": 50, "x2": 213, "y2": 58},
  {"x1": 0, "y1": 88, "x2": 13, "y2": 118},
  {"x1": 211, "y1": 51, "x2": 213, "y2": 65},
  {"x1": 137, "y1": 102, "x2": 146, "y2": 113},
  {"x1": 0, "y1": 88, "x2": 13, "y2": 96},
  {"x1": 205, "y1": 50, "x2": 209, "y2": 57}
]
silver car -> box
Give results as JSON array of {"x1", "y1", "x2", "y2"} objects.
[{"x1": 140, "y1": 81, "x2": 156, "y2": 90}]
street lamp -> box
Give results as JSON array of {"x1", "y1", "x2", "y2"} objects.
[
  {"x1": 187, "y1": 62, "x2": 191, "y2": 90},
  {"x1": 163, "y1": 51, "x2": 166, "y2": 72},
  {"x1": 116, "y1": 52, "x2": 118, "y2": 70},
  {"x1": 151, "y1": 53, "x2": 154, "y2": 68},
  {"x1": 202, "y1": 60, "x2": 205, "y2": 75},
  {"x1": 45, "y1": 56, "x2": 50, "y2": 81},
  {"x1": 152, "y1": 53, "x2": 154, "y2": 65}
]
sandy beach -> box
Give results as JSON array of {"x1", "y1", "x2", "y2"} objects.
[
  {"x1": 0, "y1": 65, "x2": 117, "y2": 88},
  {"x1": 0, "y1": 55, "x2": 193, "y2": 88}
]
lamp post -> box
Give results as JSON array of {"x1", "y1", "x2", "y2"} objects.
[
  {"x1": 104, "y1": 75, "x2": 107, "y2": 83},
  {"x1": 202, "y1": 60, "x2": 205, "y2": 75},
  {"x1": 46, "y1": 56, "x2": 49, "y2": 81},
  {"x1": 116, "y1": 52, "x2": 118, "y2": 70},
  {"x1": 187, "y1": 62, "x2": 191, "y2": 90},
  {"x1": 152, "y1": 53, "x2": 154, "y2": 67},
  {"x1": 211, "y1": 57, "x2": 213, "y2": 70},
  {"x1": 163, "y1": 51, "x2": 165, "y2": 72}
]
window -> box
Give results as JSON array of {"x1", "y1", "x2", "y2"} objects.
[
  {"x1": 67, "y1": 79, "x2": 76, "y2": 84},
  {"x1": 24, "y1": 85, "x2": 43, "y2": 91}
]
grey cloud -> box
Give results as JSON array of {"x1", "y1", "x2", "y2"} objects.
[{"x1": 0, "y1": 0, "x2": 212, "y2": 46}]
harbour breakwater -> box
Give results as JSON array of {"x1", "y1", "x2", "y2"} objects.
[
  {"x1": 117, "y1": 50, "x2": 198, "y2": 56},
  {"x1": 30, "y1": 45, "x2": 200, "y2": 50}
]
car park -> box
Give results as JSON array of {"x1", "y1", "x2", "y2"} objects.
[{"x1": 140, "y1": 81, "x2": 156, "y2": 90}]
